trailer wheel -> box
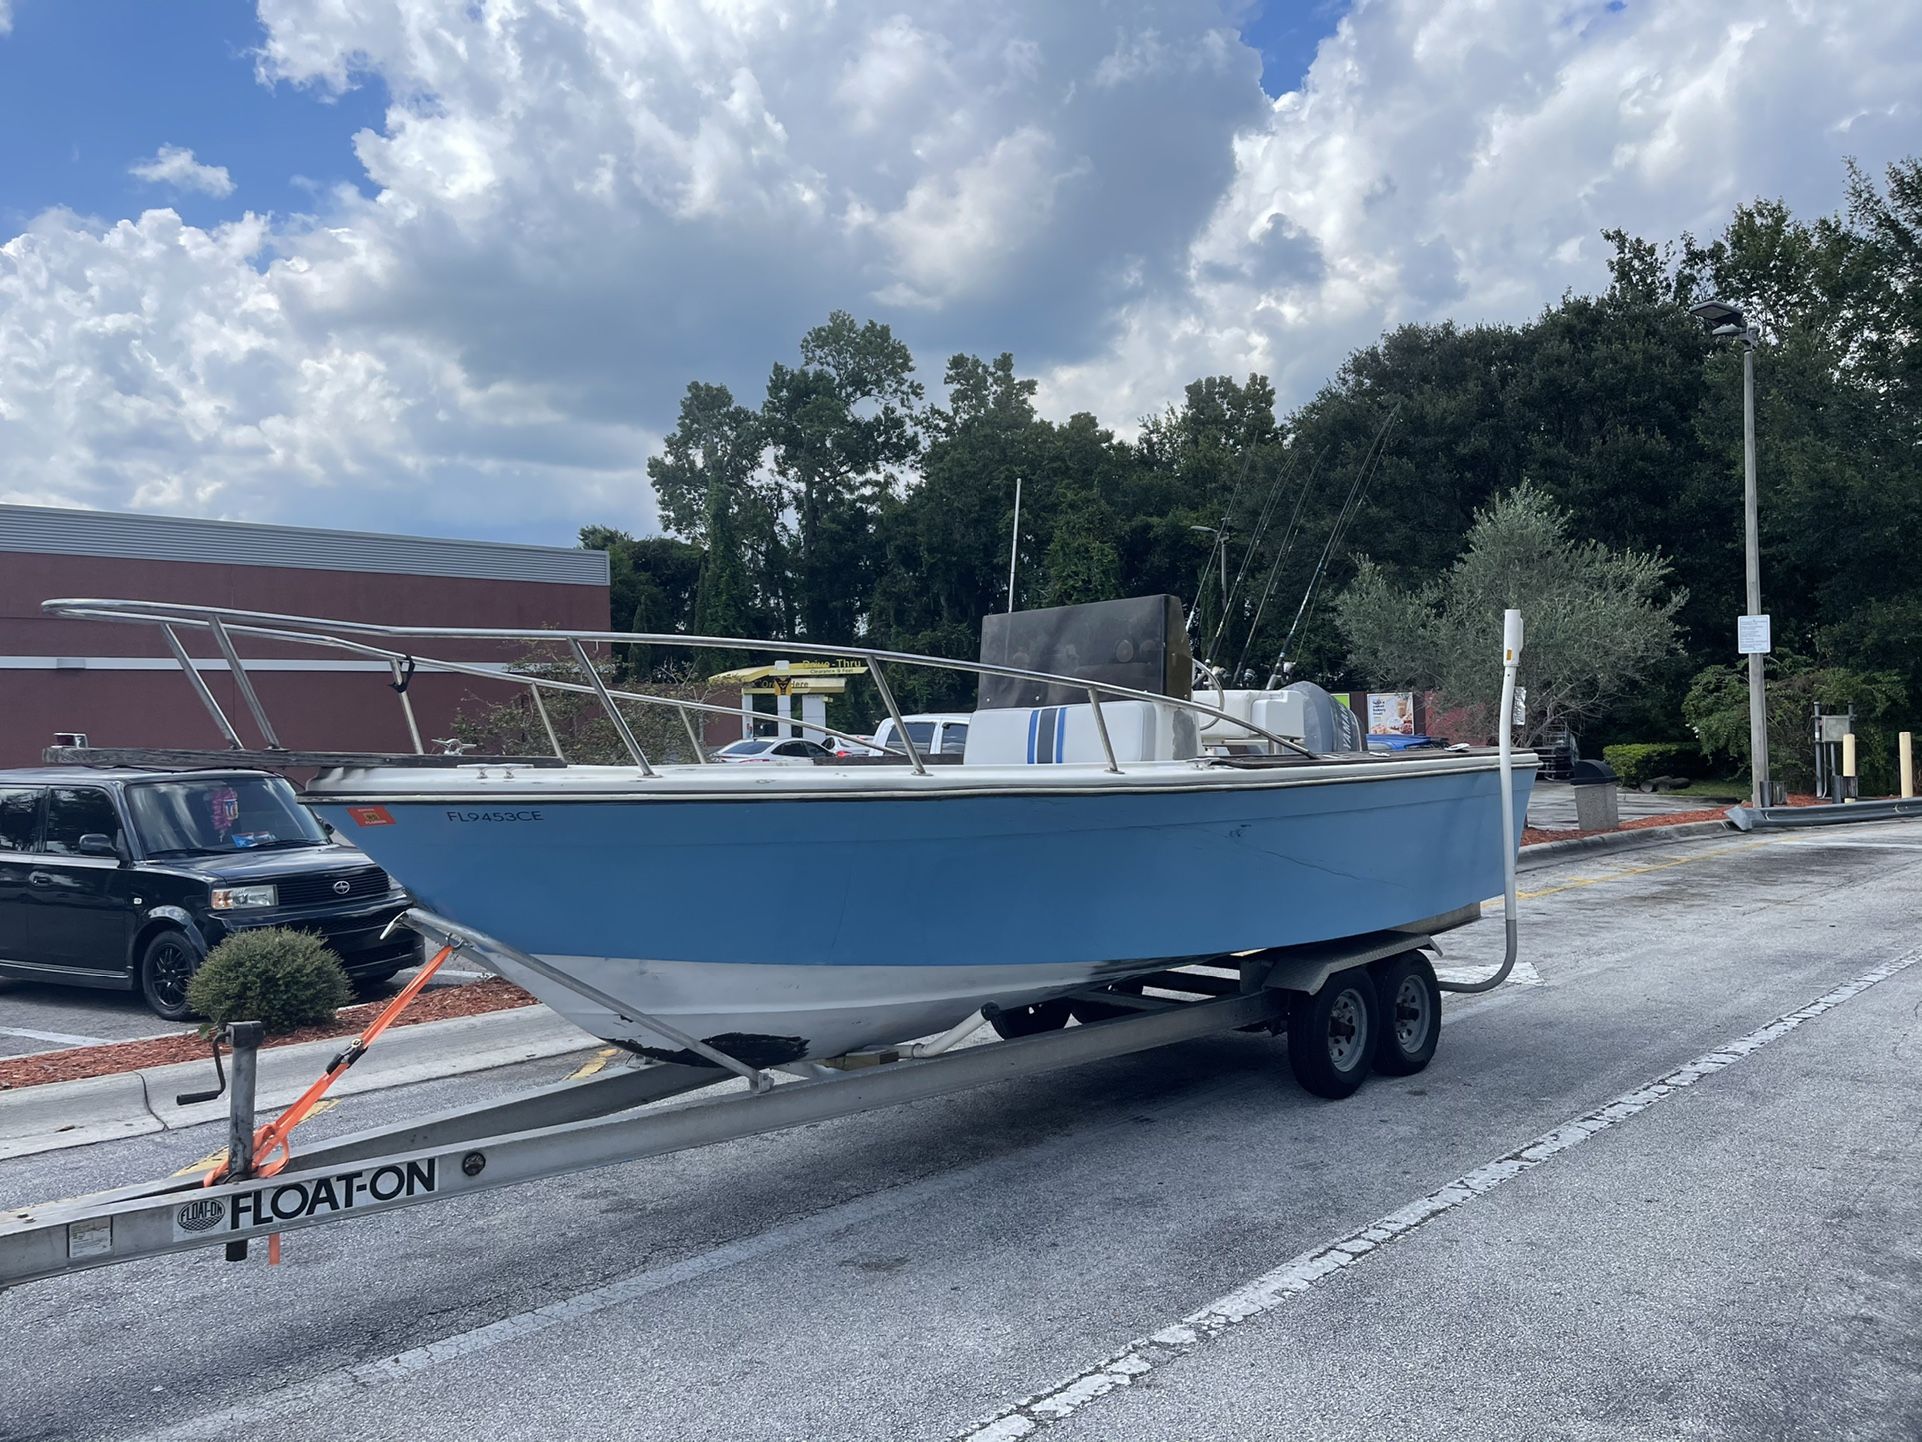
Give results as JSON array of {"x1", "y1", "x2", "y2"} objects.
[
  {"x1": 1068, "y1": 979, "x2": 1145, "y2": 1024},
  {"x1": 988, "y1": 999, "x2": 1073, "y2": 1039},
  {"x1": 1370, "y1": 952, "x2": 1441, "y2": 1076},
  {"x1": 1286, "y1": 967, "x2": 1377, "y2": 1099}
]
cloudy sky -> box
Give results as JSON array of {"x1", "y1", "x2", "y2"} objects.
[{"x1": 1, "y1": 0, "x2": 1917, "y2": 546}]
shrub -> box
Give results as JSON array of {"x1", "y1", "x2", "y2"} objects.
[
  {"x1": 187, "y1": 928, "x2": 352, "y2": 1035},
  {"x1": 1602, "y1": 742, "x2": 1702, "y2": 787},
  {"x1": 1684, "y1": 658, "x2": 1908, "y2": 795}
]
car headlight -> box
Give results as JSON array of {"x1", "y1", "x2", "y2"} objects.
[{"x1": 210, "y1": 884, "x2": 278, "y2": 910}]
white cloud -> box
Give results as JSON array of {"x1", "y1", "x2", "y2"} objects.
[
  {"x1": 0, "y1": 2, "x2": 13, "y2": 37},
  {"x1": 128, "y1": 145, "x2": 238, "y2": 198},
  {"x1": 2, "y1": 0, "x2": 1919, "y2": 542},
  {"x1": 1043, "y1": 0, "x2": 1922, "y2": 422}
]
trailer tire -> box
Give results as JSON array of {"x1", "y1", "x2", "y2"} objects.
[
  {"x1": 988, "y1": 998, "x2": 1073, "y2": 1039},
  {"x1": 1370, "y1": 952, "x2": 1441, "y2": 1076},
  {"x1": 1286, "y1": 967, "x2": 1376, "y2": 1099},
  {"x1": 1068, "y1": 979, "x2": 1145, "y2": 1025}
]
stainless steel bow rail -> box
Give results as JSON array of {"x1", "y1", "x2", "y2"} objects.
[
  {"x1": 38, "y1": 598, "x2": 1317, "y2": 777},
  {"x1": 0, "y1": 907, "x2": 1476, "y2": 1292}
]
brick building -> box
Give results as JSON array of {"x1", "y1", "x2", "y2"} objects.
[{"x1": 0, "y1": 504, "x2": 612, "y2": 766}]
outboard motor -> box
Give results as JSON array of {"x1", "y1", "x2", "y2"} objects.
[{"x1": 1285, "y1": 681, "x2": 1365, "y2": 754}]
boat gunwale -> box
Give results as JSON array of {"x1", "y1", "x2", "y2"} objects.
[{"x1": 304, "y1": 750, "x2": 1541, "y2": 806}]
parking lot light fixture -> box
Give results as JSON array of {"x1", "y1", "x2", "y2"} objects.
[{"x1": 1691, "y1": 298, "x2": 1770, "y2": 810}]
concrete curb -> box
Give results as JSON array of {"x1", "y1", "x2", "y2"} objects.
[
  {"x1": 1728, "y1": 798, "x2": 1922, "y2": 831},
  {"x1": 1518, "y1": 819, "x2": 1736, "y2": 872},
  {"x1": 0, "y1": 1005, "x2": 595, "y2": 1161}
]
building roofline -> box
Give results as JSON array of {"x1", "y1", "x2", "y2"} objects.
[{"x1": 0, "y1": 503, "x2": 610, "y2": 587}]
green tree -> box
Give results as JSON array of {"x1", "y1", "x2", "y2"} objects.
[
  {"x1": 762, "y1": 312, "x2": 924, "y2": 643},
  {"x1": 580, "y1": 526, "x2": 703, "y2": 679},
  {"x1": 1335, "y1": 483, "x2": 1685, "y2": 744},
  {"x1": 645, "y1": 382, "x2": 765, "y2": 547},
  {"x1": 692, "y1": 473, "x2": 755, "y2": 673},
  {"x1": 1684, "y1": 657, "x2": 1908, "y2": 795}
]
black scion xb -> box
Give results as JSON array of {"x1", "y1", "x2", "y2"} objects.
[{"x1": 0, "y1": 768, "x2": 422, "y2": 1019}]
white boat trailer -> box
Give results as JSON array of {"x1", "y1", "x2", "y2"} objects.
[{"x1": 0, "y1": 904, "x2": 1503, "y2": 1293}]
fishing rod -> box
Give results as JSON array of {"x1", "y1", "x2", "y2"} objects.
[
  {"x1": 1202, "y1": 444, "x2": 1303, "y2": 668},
  {"x1": 1230, "y1": 444, "x2": 1328, "y2": 684},
  {"x1": 1184, "y1": 431, "x2": 1262, "y2": 652},
  {"x1": 1263, "y1": 403, "x2": 1400, "y2": 688}
]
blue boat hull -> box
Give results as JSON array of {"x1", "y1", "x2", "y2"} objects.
[{"x1": 310, "y1": 761, "x2": 1532, "y2": 1062}]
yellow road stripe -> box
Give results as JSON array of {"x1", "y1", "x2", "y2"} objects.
[
  {"x1": 568, "y1": 1047, "x2": 621, "y2": 1081},
  {"x1": 1516, "y1": 840, "x2": 1770, "y2": 902},
  {"x1": 169, "y1": 1097, "x2": 341, "y2": 1176}
]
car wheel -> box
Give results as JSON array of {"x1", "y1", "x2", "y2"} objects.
[{"x1": 138, "y1": 930, "x2": 202, "y2": 1021}]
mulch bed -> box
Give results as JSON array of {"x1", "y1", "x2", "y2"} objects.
[
  {"x1": 0, "y1": 978, "x2": 536, "y2": 1093},
  {"x1": 1522, "y1": 805, "x2": 1734, "y2": 847}
]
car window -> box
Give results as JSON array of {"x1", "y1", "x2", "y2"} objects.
[
  {"x1": 125, "y1": 777, "x2": 328, "y2": 855},
  {"x1": 41, "y1": 787, "x2": 121, "y2": 856},
  {"x1": 718, "y1": 740, "x2": 773, "y2": 756},
  {"x1": 0, "y1": 788, "x2": 39, "y2": 852},
  {"x1": 905, "y1": 722, "x2": 937, "y2": 748},
  {"x1": 938, "y1": 723, "x2": 969, "y2": 755}
]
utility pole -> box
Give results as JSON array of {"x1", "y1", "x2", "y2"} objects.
[
  {"x1": 1740, "y1": 336, "x2": 1771, "y2": 809},
  {"x1": 1693, "y1": 300, "x2": 1772, "y2": 811}
]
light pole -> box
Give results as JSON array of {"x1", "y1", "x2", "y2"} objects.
[{"x1": 1691, "y1": 299, "x2": 1771, "y2": 809}]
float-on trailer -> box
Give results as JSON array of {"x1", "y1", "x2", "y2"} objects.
[{"x1": 0, "y1": 901, "x2": 1509, "y2": 1291}]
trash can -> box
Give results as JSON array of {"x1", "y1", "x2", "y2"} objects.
[{"x1": 1569, "y1": 758, "x2": 1620, "y2": 831}]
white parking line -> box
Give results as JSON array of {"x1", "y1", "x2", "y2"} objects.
[
  {"x1": 112, "y1": 944, "x2": 1913, "y2": 1442},
  {"x1": 955, "y1": 944, "x2": 1922, "y2": 1441},
  {"x1": 1435, "y1": 958, "x2": 1543, "y2": 989},
  {"x1": 0, "y1": 1025, "x2": 112, "y2": 1047},
  {"x1": 1777, "y1": 837, "x2": 1922, "y2": 850}
]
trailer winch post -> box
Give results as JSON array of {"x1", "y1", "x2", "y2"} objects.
[{"x1": 222, "y1": 1021, "x2": 263, "y2": 1261}]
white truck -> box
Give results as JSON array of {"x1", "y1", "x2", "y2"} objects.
[{"x1": 867, "y1": 712, "x2": 971, "y2": 758}]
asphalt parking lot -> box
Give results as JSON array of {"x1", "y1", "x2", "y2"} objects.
[
  {"x1": 1523, "y1": 778, "x2": 1709, "y2": 831},
  {"x1": 3, "y1": 822, "x2": 1920, "y2": 1441}
]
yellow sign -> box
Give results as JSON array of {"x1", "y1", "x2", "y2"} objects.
[{"x1": 708, "y1": 660, "x2": 865, "y2": 697}]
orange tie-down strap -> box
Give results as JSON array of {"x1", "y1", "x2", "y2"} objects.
[{"x1": 206, "y1": 942, "x2": 455, "y2": 1187}]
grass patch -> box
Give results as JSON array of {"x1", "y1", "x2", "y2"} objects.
[{"x1": 1647, "y1": 778, "x2": 1748, "y2": 802}]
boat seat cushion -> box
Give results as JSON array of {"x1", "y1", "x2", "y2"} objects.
[{"x1": 963, "y1": 701, "x2": 1199, "y2": 765}]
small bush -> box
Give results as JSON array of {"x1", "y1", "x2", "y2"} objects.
[
  {"x1": 1602, "y1": 742, "x2": 1702, "y2": 787},
  {"x1": 187, "y1": 928, "x2": 352, "y2": 1035}
]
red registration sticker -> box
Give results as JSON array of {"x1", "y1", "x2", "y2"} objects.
[{"x1": 348, "y1": 805, "x2": 396, "y2": 827}]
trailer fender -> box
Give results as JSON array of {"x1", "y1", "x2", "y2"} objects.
[{"x1": 1244, "y1": 930, "x2": 1436, "y2": 997}]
